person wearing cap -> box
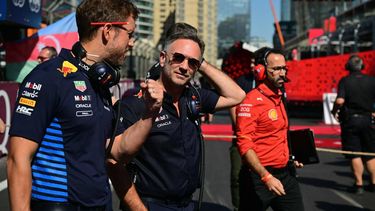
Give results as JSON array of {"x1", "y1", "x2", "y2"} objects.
[
  {"x1": 111, "y1": 22, "x2": 245, "y2": 211},
  {"x1": 236, "y1": 47, "x2": 304, "y2": 211}
]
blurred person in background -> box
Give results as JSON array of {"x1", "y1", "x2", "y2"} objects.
[
  {"x1": 222, "y1": 41, "x2": 255, "y2": 211},
  {"x1": 236, "y1": 47, "x2": 304, "y2": 211},
  {"x1": 332, "y1": 55, "x2": 375, "y2": 194},
  {"x1": 37, "y1": 46, "x2": 57, "y2": 63}
]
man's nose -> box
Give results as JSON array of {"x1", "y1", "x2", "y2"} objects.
[{"x1": 180, "y1": 58, "x2": 189, "y2": 71}]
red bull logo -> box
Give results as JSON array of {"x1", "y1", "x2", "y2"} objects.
[{"x1": 59, "y1": 61, "x2": 77, "y2": 77}]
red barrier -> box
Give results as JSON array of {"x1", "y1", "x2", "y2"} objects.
[{"x1": 285, "y1": 50, "x2": 375, "y2": 101}]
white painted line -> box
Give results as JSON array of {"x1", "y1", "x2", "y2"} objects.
[
  {"x1": 331, "y1": 189, "x2": 363, "y2": 208},
  {"x1": 0, "y1": 179, "x2": 7, "y2": 192}
]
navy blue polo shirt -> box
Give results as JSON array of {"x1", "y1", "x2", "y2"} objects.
[
  {"x1": 120, "y1": 87, "x2": 219, "y2": 200},
  {"x1": 9, "y1": 49, "x2": 115, "y2": 207}
]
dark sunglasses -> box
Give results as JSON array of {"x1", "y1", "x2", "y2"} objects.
[
  {"x1": 37, "y1": 56, "x2": 49, "y2": 62},
  {"x1": 267, "y1": 65, "x2": 288, "y2": 73},
  {"x1": 91, "y1": 22, "x2": 136, "y2": 41},
  {"x1": 166, "y1": 52, "x2": 201, "y2": 71}
]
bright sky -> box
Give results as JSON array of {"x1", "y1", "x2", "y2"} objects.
[{"x1": 251, "y1": 0, "x2": 281, "y2": 44}]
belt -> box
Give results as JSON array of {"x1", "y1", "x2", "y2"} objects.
[
  {"x1": 31, "y1": 200, "x2": 106, "y2": 211},
  {"x1": 265, "y1": 166, "x2": 289, "y2": 175},
  {"x1": 350, "y1": 113, "x2": 369, "y2": 117},
  {"x1": 141, "y1": 195, "x2": 192, "y2": 207}
]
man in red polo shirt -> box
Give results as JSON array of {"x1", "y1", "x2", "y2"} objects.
[{"x1": 235, "y1": 47, "x2": 304, "y2": 211}]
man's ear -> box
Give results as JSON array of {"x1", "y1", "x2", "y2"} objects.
[
  {"x1": 159, "y1": 51, "x2": 166, "y2": 67},
  {"x1": 101, "y1": 24, "x2": 113, "y2": 44}
]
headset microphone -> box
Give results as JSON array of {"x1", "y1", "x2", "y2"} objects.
[{"x1": 281, "y1": 75, "x2": 291, "y2": 83}]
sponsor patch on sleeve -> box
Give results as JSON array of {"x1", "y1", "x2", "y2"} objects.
[{"x1": 19, "y1": 97, "x2": 36, "y2": 107}]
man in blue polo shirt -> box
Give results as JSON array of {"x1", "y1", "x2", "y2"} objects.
[
  {"x1": 7, "y1": 0, "x2": 163, "y2": 210},
  {"x1": 111, "y1": 23, "x2": 246, "y2": 211}
]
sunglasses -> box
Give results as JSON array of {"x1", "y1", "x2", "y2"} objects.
[
  {"x1": 165, "y1": 52, "x2": 201, "y2": 71},
  {"x1": 90, "y1": 22, "x2": 136, "y2": 41},
  {"x1": 267, "y1": 65, "x2": 288, "y2": 73},
  {"x1": 37, "y1": 56, "x2": 49, "y2": 63}
]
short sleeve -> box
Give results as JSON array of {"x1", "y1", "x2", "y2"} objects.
[
  {"x1": 9, "y1": 67, "x2": 59, "y2": 143},
  {"x1": 199, "y1": 88, "x2": 220, "y2": 114},
  {"x1": 118, "y1": 96, "x2": 145, "y2": 130}
]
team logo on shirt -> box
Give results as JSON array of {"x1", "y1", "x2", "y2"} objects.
[
  {"x1": 58, "y1": 61, "x2": 77, "y2": 77},
  {"x1": 74, "y1": 95, "x2": 91, "y2": 101},
  {"x1": 19, "y1": 97, "x2": 36, "y2": 107},
  {"x1": 21, "y1": 90, "x2": 39, "y2": 98},
  {"x1": 237, "y1": 104, "x2": 251, "y2": 117},
  {"x1": 16, "y1": 105, "x2": 34, "y2": 116},
  {"x1": 155, "y1": 114, "x2": 169, "y2": 122},
  {"x1": 73, "y1": 81, "x2": 87, "y2": 92},
  {"x1": 268, "y1": 109, "x2": 278, "y2": 121},
  {"x1": 25, "y1": 82, "x2": 42, "y2": 91}
]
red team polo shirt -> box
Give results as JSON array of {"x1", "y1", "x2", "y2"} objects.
[{"x1": 236, "y1": 83, "x2": 289, "y2": 168}]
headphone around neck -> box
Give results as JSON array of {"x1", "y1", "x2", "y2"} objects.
[{"x1": 71, "y1": 42, "x2": 120, "y2": 89}]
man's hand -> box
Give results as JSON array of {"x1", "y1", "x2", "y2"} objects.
[
  {"x1": 264, "y1": 175, "x2": 286, "y2": 196},
  {"x1": 0, "y1": 118, "x2": 5, "y2": 134},
  {"x1": 141, "y1": 80, "x2": 163, "y2": 115},
  {"x1": 294, "y1": 160, "x2": 304, "y2": 168}
]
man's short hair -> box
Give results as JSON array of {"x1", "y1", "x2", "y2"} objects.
[
  {"x1": 346, "y1": 55, "x2": 364, "y2": 72},
  {"x1": 164, "y1": 23, "x2": 205, "y2": 55},
  {"x1": 42, "y1": 46, "x2": 57, "y2": 58},
  {"x1": 254, "y1": 47, "x2": 285, "y2": 67},
  {"x1": 76, "y1": 0, "x2": 139, "y2": 43}
]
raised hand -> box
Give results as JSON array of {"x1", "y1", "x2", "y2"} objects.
[{"x1": 141, "y1": 79, "x2": 164, "y2": 116}]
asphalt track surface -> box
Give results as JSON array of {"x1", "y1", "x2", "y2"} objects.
[{"x1": 1, "y1": 111, "x2": 374, "y2": 210}]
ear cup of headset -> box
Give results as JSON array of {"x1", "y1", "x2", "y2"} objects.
[
  {"x1": 186, "y1": 85, "x2": 201, "y2": 121},
  {"x1": 88, "y1": 62, "x2": 120, "y2": 89},
  {"x1": 345, "y1": 57, "x2": 365, "y2": 71},
  {"x1": 71, "y1": 42, "x2": 120, "y2": 88},
  {"x1": 254, "y1": 64, "x2": 266, "y2": 81}
]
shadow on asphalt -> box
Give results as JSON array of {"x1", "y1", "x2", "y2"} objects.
[
  {"x1": 195, "y1": 201, "x2": 231, "y2": 211},
  {"x1": 315, "y1": 201, "x2": 372, "y2": 211},
  {"x1": 298, "y1": 176, "x2": 347, "y2": 192},
  {"x1": 325, "y1": 159, "x2": 349, "y2": 167}
]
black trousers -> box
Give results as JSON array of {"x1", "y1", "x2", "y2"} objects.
[
  {"x1": 120, "y1": 196, "x2": 195, "y2": 211},
  {"x1": 31, "y1": 200, "x2": 106, "y2": 211},
  {"x1": 341, "y1": 114, "x2": 375, "y2": 159},
  {"x1": 239, "y1": 165, "x2": 304, "y2": 211}
]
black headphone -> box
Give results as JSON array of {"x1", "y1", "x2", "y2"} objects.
[
  {"x1": 185, "y1": 83, "x2": 202, "y2": 122},
  {"x1": 345, "y1": 55, "x2": 365, "y2": 72},
  {"x1": 71, "y1": 42, "x2": 120, "y2": 89}
]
